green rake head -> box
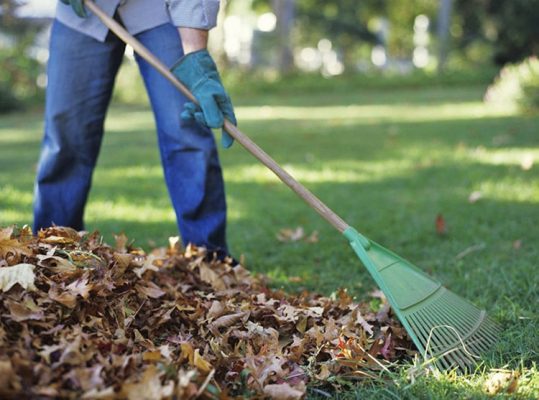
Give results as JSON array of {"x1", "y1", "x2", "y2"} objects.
[{"x1": 344, "y1": 227, "x2": 501, "y2": 371}]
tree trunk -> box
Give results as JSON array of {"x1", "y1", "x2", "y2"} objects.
[
  {"x1": 437, "y1": 0, "x2": 453, "y2": 73},
  {"x1": 272, "y1": 0, "x2": 295, "y2": 73}
]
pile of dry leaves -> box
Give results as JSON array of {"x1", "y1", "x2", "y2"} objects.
[{"x1": 0, "y1": 226, "x2": 414, "y2": 399}]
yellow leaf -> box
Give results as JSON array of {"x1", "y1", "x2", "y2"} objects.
[
  {"x1": 193, "y1": 349, "x2": 212, "y2": 373},
  {"x1": 142, "y1": 351, "x2": 162, "y2": 362},
  {"x1": 180, "y1": 343, "x2": 212, "y2": 373}
]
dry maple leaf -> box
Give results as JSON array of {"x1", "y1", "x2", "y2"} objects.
[{"x1": 0, "y1": 227, "x2": 32, "y2": 263}]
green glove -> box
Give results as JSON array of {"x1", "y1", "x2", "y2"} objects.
[
  {"x1": 171, "y1": 49, "x2": 236, "y2": 149},
  {"x1": 60, "y1": 0, "x2": 88, "y2": 18}
]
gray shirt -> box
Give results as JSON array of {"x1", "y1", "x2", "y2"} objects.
[{"x1": 56, "y1": 0, "x2": 220, "y2": 42}]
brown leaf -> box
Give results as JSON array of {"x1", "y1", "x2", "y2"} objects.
[
  {"x1": 209, "y1": 312, "x2": 247, "y2": 330},
  {"x1": 133, "y1": 254, "x2": 159, "y2": 278},
  {"x1": 356, "y1": 310, "x2": 374, "y2": 336},
  {"x1": 0, "y1": 227, "x2": 32, "y2": 263},
  {"x1": 66, "y1": 276, "x2": 92, "y2": 299},
  {"x1": 6, "y1": 297, "x2": 44, "y2": 322},
  {"x1": 276, "y1": 227, "x2": 305, "y2": 242},
  {"x1": 38, "y1": 226, "x2": 80, "y2": 244},
  {"x1": 435, "y1": 213, "x2": 447, "y2": 236},
  {"x1": 49, "y1": 284, "x2": 78, "y2": 308},
  {"x1": 114, "y1": 233, "x2": 129, "y2": 253},
  {"x1": 121, "y1": 365, "x2": 174, "y2": 400},
  {"x1": 198, "y1": 263, "x2": 226, "y2": 291},
  {"x1": 263, "y1": 382, "x2": 305, "y2": 400},
  {"x1": 135, "y1": 281, "x2": 165, "y2": 299},
  {"x1": 0, "y1": 359, "x2": 22, "y2": 395},
  {"x1": 37, "y1": 254, "x2": 78, "y2": 273}
]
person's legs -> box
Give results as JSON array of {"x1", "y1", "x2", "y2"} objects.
[
  {"x1": 134, "y1": 23, "x2": 229, "y2": 256},
  {"x1": 33, "y1": 20, "x2": 125, "y2": 231}
]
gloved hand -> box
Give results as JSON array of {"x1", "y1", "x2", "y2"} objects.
[
  {"x1": 60, "y1": 0, "x2": 88, "y2": 18},
  {"x1": 171, "y1": 49, "x2": 236, "y2": 149}
]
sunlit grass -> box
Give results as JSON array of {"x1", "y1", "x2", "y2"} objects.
[{"x1": 235, "y1": 102, "x2": 517, "y2": 122}]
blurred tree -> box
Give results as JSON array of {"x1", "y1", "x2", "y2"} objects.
[
  {"x1": 295, "y1": 0, "x2": 378, "y2": 66},
  {"x1": 486, "y1": 0, "x2": 539, "y2": 64},
  {"x1": 453, "y1": 0, "x2": 539, "y2": 65},
  {"x1": 437, "y1": 0, "x2": 453, "y2": 72}
]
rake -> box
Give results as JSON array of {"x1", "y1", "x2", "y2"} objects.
[{"x1": 86, "y1": 0, "x2": 500, "y2": 371}]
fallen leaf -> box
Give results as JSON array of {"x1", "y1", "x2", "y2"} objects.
[
  {"x1": 6, "y1": 297, "x2": 44, "y2": 321},
  {"x1": 49, "y1": 284, "x2": 78, "y2": 308},
  {"x1": 0, "y1": 263, "x2": 36, "y2": 292},
  {"x1": 263, "y1": 382, "x2": 305, "y2": 400},
  {"x1": 135, "y1": 281, "x2": 165, "y2": 299},
  {"x1": 484, "y1": 370, "x2": 519, "y2": 395},
  {"x1": 0, "y1": 359, "x2": 22, "y2": 395},
  {"x1": 435, "y1": 214, "x2": 447, "y2": 236},
  {"x1": 209, "y1": 312, "x2": 247, "y2": 330},
  {"x1": 114, "y1": 233, "x2": 129, "y2": 253},
  {"x1": 133, "y1": 254, "x2": 159, "y2": 278},
  {"x1": 356, "y1": 311, "x2": 374, "y2": 336},
  {"x1": 81, "y1": 387, "x2": 116, "y2": 400},
  {"x1": 0, "y1": 227, "x2": 32, "y2": 263},
  {"x1": 314, "y1": 363, "x2": 331, "y2": 380},
  {"x1": 66, "y1": 276, "x2": 92, "y2": 299},
  {"x1": 121, "y1": 365, "x2": 174, "y2": 400},
  {"x1": 180, "y1": 343, "x2": 213, "y2": 373},
  {"x1": 468, "y1": 191, "x2": 482, "y2": 203},
  {"x1": 198, "y1": 263, "x2": 226, "y2": 291},
  {"x1": 276, "y1": 227, "x2": 305, "y2": 242}
]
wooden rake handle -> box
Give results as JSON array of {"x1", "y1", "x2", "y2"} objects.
[{"x1": 85, "y1": 0, "x2": 349, "y2": 234}]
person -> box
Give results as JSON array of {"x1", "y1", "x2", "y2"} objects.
[{"x1": 33, "y1": 0, "x2": 237, "y2": 260}]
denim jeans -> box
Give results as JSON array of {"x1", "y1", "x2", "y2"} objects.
[{"x1": 33, "y1": 20, "x2": 229, "y2": 256}]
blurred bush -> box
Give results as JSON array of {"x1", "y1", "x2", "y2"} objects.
[
  {"x1": 485, "y1": 57, "x2": 539, "y2": 113},
  {"x1": 224, "y1": 66, "x2": 498, "y2": 99},
  {"x1": 0, "y1": 47, "x2": 43, "y2": 113},
  {"x1": 0, "y1": 1, "x2": 45, "y2": 113}
]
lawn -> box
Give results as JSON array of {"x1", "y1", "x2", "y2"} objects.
[{"x1": 0, "y1": 83, "x2": 538, "y2": 398}]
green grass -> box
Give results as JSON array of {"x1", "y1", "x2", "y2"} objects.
[{"x1": 1, "y1": 84, "x2": 538, "y2": 398}]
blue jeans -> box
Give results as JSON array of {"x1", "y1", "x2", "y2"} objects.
[{"x1": 34, "y1": 20, "x2": 229, "y2": 256}]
